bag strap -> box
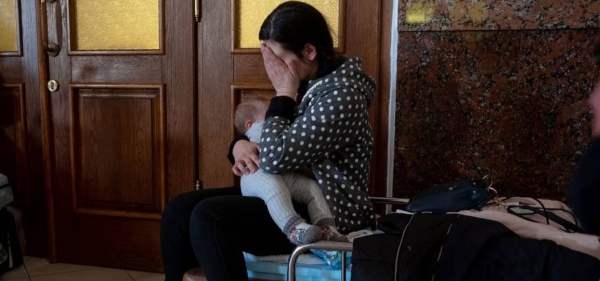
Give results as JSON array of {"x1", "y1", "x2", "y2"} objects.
[
  {"x1": 506, "y1": 200, "x2": 584, "y2": 233},
  {"x1": 480, "y1": 176, "x2": 507, "y2": 207},
  {"x1": 518, "y1": 205, "x2": 584, "y2": 233}
]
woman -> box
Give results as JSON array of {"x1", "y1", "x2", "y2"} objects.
[{"x1": 161, "y1": 2, "x2": 376, "y2": 280}]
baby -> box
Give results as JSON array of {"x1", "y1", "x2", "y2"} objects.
[{"x1": 234, "y1": 100, "x2": 347, "y2": 245}]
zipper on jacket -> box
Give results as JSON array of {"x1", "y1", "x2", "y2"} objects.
[{"x1": 394, "y1": 214, "x2": 415, "y2": 281}]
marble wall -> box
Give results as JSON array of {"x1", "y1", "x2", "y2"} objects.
[{"x1": 393, "y1": 0, "x2": 600, "y2": 199}]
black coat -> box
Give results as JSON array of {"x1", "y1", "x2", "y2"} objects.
[
  {"x1": 351, "y1": 213, "x2": 600, "y2": 281},
  {"x1": 568, "y1": 137, "x2": 600, "y2": 235}
]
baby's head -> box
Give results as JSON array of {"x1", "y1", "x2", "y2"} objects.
[{"x1": 234, "y1": 100, "x2": 269, "y2": 135}]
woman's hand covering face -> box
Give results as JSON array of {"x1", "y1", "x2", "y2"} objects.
[{"x1": 261, "y1": 43, "x2": 300, "y2": 100}]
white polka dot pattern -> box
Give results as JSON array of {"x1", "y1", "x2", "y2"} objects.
[{"x1": 259, "y1": 58, "x2": 376, "y2": 233}]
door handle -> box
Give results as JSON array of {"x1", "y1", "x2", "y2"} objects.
[
  {"x1": 194, "y1": 0, "x2": 201, "y2": 22},
  {"x1": 40, "y1": 0, "x2": 60, "y2": 57}
]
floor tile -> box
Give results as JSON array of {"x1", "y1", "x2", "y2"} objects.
[
  {"x1": 126, "y1": 270, "x2": 164, "y2": 281},
  {"x1": 24, "y1": 257, "x2": 98, "y2": 277},
  {"x1": 0, "y1": 265, "x2": 28, "y2": 280},
  {"x1": 30, "y1": 268, "x2": 133, "y2": 281}
]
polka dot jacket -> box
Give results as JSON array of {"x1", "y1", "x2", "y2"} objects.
[{"x1": 259, "y1": 58, "x2": 376, "y2": 233}]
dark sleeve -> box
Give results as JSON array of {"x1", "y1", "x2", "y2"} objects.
[
  {"x1": 567, "y1": 137, "x2": 600, "y2": 235},
  {"x1": 265, "y1": 96, "x2": 296, "y2": 121},
  {"x1": 227, "y1": 135, "x2": 250, "y2": 165}
]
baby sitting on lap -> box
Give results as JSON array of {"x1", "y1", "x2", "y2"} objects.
[{"x1": 235, "y1": 100, "x2": 347, "y2": 245}]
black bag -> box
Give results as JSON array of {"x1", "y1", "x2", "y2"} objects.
[
  {"x1": 0, "y1": 208, "x2": 23, "y2": 277},
  {"x1": 406, "y1": 178, "x2": 492, "y2": 213}
]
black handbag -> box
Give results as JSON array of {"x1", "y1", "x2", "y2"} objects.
[{"x1": 406, "y1": 177, "x2": 495, "y2": 213}]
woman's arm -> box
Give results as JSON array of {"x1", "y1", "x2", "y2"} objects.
[
  {"x1": 228, "y1": 136, "x2": 261, "y2": 176},
  {"x1": 259, "y1": 89, "x2": 370, "y2": 173},
  {"x1": 227, "y1": 135, "x2": 249, "y2": 164}
]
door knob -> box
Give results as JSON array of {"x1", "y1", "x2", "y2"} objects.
[{"x1": 47, "y1": 80, "x2": 59, "y2": 92}]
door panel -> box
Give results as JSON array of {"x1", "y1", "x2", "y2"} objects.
[
  {"x1": 0, "y1": 0, "x2": 48, "y2": 257},
  {"x1": 70, "y1": 86, "x2": 165, "y2": 218},
  {"x1": 75, "y1": 216, "x2": 162, "y2": 271},
  {"x1": 233, "y1": 55, "x2": 270, "y2": 85},
  {"x1": 0, "y1": 58, "x2": 22, "y2": 81},
  {"x1": 200, "y1": 0, "x2": 384, "y2": 195},
  {"x1": 70, "y1": 56, "x2": 163, "y2": 84},
  {"x1": 0, "y1": 85, "x2": 26, "y2": 203},
  {"x1": 44, "y1": 0, "x2": 194, "y2": 271},
  {"x1": 0, "y1": 0, "x2": 25, "y2": 204}
]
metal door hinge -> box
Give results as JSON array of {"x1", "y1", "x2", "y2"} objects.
[{"x1": 195, "y1": 180, "x2": 202, "y2": 191}]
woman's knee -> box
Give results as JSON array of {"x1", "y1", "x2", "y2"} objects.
[
  {"x1": 188, "y1": 197, "x2": 230, "y2": 242},
  {"x1": 163, "y1": 191, "x2": 192, "y2": 219},
  {"x1": 161, "y1": 191, "x2": 208, "y2": 234},
  {"x1": 189, "y1": 200, "x2": 210, "y2": 225},
  {"x1": 188, "y1": 196, "x2": 268, "y2": 234},
  {"x1": 162, "y1": 187, "x2": 241, "y2": 229}
]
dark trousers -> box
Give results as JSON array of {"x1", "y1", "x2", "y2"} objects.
[{"x1": 160, "y1": 186, "x2": 308, "y2": 281}]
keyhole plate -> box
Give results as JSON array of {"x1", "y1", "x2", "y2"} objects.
[{"x1": 48, "y1": 80, "x2": 59, "y2": 92}]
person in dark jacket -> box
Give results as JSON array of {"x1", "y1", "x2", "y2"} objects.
[
  {"x1": 568, "y1": 78, "x2": 600, "y2": 235},
  {"x1": 352, "y1": 213, "x2": 600, "y2": 281},
  {"x1": 567, "y1": 41, "x2": 600, "y2": 236}
]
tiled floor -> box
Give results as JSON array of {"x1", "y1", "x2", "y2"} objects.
[{"x1": 0, "y1": 257, "x2": 164, "y2": 281}]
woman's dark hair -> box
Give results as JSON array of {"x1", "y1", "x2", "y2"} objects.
[{"x1": 259, "y1": 1, "x2": 343, "y2": 80}]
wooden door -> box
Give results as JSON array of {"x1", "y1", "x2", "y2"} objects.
[
  {"x1": 0, "y1": 0, "x2": 48, "y2": 257},
  {"x1": 41, "y1": 0, "x2": 196, "y2": 271},
  {"x1": 199, "y1": 0, "x2": 388, "y2": 196}
]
